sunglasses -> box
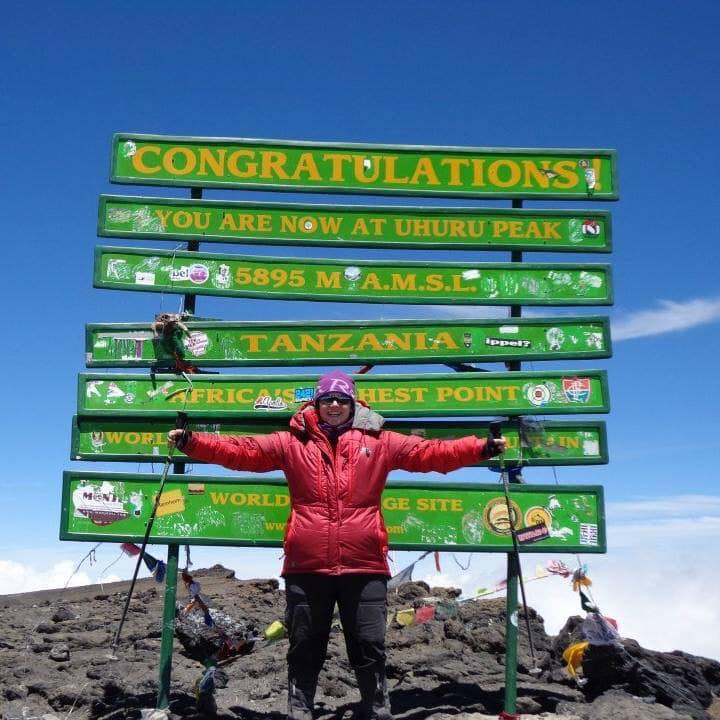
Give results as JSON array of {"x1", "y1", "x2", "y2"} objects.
[{"x1": 318, "y1": 396, "x2": 353, "y2": 406}]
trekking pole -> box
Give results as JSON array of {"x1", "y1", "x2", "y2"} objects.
[
  {"x1": 109, "y1": 411, "x2": 189, "y2": 656},
  {"x1": 491, "y1": 421, "x2": 540, "y2": 673}
]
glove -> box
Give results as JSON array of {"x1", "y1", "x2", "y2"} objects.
[
  {"x1": 485, "y1": 436, "x2": 506, "y2": 457},
  {"x1": 177, "y1": 429, "x2": 192, "y2": 450}
]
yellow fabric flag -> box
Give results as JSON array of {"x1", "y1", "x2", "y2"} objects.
[
  {"x1": 562, "y1": 641, "x2": 590, "y2": 678},
  {"x1": 396, "y1": 608, "x2": 416, "y2": 626},
  {"x1": 264, "y1": 620, "x2": 287, "y2": 641}
]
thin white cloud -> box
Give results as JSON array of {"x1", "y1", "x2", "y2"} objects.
[
  {"x1": 612, "y1": 297, "x2": 720, "y2": 341},
  {"x1": 0, "y1": 559, "x2": 97, "y2": 594},
  {"x1": 608, "y1": 495, "x2": 720, "y2": 516},
  {"x1": 396, "y1": 296, "x2": 720, "y2": 343}
]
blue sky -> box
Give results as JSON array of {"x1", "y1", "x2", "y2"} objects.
[{"x1": 2, "y1": 2, "x2": 719, "y2": 659}]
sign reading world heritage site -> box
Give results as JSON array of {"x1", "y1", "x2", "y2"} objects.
[
  {"x1": 86, "y1": 316, "x2": 611, "y2": 367},
  {"x1": 94, "y1": 246, "x2": 613, "y2": 306},
  {"x1": 72, "y1": 416, "x2": 609, "y2": 466},
  {"x1": 61, "y1": 471, "x2": 606, "y2": 553},
  {"x1": 111, "y1": 134, "x2": 618, "y2": 199},
  {"x1": 98, "y1": 195, "x2": 612, "y2": 252},
  {"x1": 78, "y1": 370, "x2": 610, "y2": 417}
]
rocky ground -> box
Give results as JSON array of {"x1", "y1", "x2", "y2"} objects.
[{"x1": 1, "y1": 566, "x2": 718, "y2": 720}]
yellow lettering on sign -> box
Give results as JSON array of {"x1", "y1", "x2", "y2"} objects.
[
  {"x1": 316, "y1": 270, "x2": 342, "y2": 289},
  {"x1": 551, "y1": 160, "x2": 578, "y2": 189},
  {"x1": 227, "y1": 150, "x2": 257, "y2": 178},
  {"x1": 197, "y1": 148, "x2": 226, "y2": 177},
  {"x1": 269, "y1": 334, "x2": 298, "y2": 353},
  {"x1": 219, "y1": 213, "x2": 237, "y2": 231},
  {"x1": 355, "y1": 333, "x2": 383, "y2": 352},
  {"x1": 260, "y1": 151, "x2": 290, "y2": 180},
  {"x1": 409, "y1": 157, "x2": 440, "y2": 185},
  {"x1": 521, "y1": 160, "x2": 550, "y2": 189},
  {"x1": 239, "y1": 334, "x2": 268, "y2": 353},
  {"x1": 390, "y1": 274, "x2": 416, "y2": 292},
  {"x1": 487, "y1": 159, "x2": 521, "y2": 188},
  {"x1": 163, "y1": 147, "x2": 196, "y2": 176},
  {"x1": 440, "y1": 157, "x2": 470, "y2": 186},
  {"x1": 383, "y1": 156, "x2": 410, "y2": 185},
  {"x1": 354, "y1": 155, "x2": 382, "y2": 184},
  {"x1": 435, "y1": 384, "x2": 520, "y2": 403},
  {"x1": 126, "y1": 146, "x2": 605, "y2": 194},
  {"x1": 209, "y1": 492, "x2": 289, "y2": 507},
  {"x1": 290, "y1": 153, "x2": 321, "y2": 181},
  {"x1": 322, "y1": 153, "x2": 352, "y2": 181},
  {"x1": 327, "y1": 334, "x2": 352, "y2": 352},
  {"x1": 383, "y1": 497, "x2": 410, "y2": 510},
  {"x1": 361, "y1": 272, "x2": 383, "y2": 290},
  {"x1": 131, "y1": 146, "x2": 162, "y2": 174},
  {"x1": 415, "y1": 497, "x2": 464, "y2": 512},
  {"x1": 300, "y1": 334, "x2": 325, "y2": 352},
  {"x1": 351, "y1": 218, "x2": 370, "y2": 235}
]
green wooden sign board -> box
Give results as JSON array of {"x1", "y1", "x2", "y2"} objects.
[
  {"x1": 78, "y1": 370, "x2": 610, "y2": 417},
  {"x1": 98, "y1": 195, "x2": 612, "y2": 253},
  {"x1": 61, "y1": 471, "x2": 606, "y2": 553},
  {"x1": 110, "y1": 134, "x2": 618, "y2": 200},
  {"x1": 71, "y1": 416, "x2": 608, "y2": 466},
  {"x1": 94, "y1": 247, "x2": 613, "y2": 306},
  {"x1": 86, "y1": 316, "x2": 612, "y2": 368}
]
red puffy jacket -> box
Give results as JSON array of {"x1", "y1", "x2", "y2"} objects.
[{"x1": 183, "y1": 402, "x2": 493, "y2": 576}]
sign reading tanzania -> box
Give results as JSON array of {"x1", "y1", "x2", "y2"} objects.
[
  {"x1": 94, "y1": 247, "x2": 613, "y2": 306},
  {"x1": 111, "y1": 134, "x2": 618, "y2": 200},
  {"x1": 61, "y1": 471, "x2": 606, "y2": 553},
  {"x1": 86, "y1": 316, "x2": 612, "y2": 368},
  {"x1": 78, "y1": 370, "x2": 610, "y2": 417},
  {"x1": 72, "y1": 416, "x2": 608, "y2": 466},
  {"x1": 98, "y1": 195, "x2": 612, "y2": 252}
]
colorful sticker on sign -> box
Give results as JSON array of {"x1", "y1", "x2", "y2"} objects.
[
  {"x1": 294, "y1": 387, "x2": 314, "y2": 403},
  {"x1": 563, "y1": 378, "x2": 591, "y2": 403},
  {"x1": 582, "y1": 219, "x2": 601, "y2": 236}
]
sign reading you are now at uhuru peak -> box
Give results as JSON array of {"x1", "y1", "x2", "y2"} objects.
[
  {"x1": 98, "y1": 195, "x2": 611, "y2": 252},
  {"x1": 111, "y1": 134, "x2": 618, "y2": 199},
  {"x1": 61, "y1": 472, "x2": 606, "y2": 553}
]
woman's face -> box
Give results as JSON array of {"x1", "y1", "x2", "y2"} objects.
[{"x1": 317, "y1": 395, "x2": 353, "y2": 426}]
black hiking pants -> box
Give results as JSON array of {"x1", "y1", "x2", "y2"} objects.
[{"x1": 284, "y1": 573, "x2": 390, "y2": 720}]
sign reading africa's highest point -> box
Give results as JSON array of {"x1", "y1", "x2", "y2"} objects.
[
  {"x1": 111, "y1": 134, "x2": 618, "y2": 200},
  {"x1": 78, "y1": 370, "x2": 610, "y2": 417}
]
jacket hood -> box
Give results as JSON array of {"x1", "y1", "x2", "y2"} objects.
[{"x1": 290, "y1": 400, "x2": 385, "y2": 438}]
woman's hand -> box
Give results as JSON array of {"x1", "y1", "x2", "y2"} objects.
[
  {"x1": 167, "y1": 428, "x2": 190, "y2": 449},
  {"x1": 486, "y1": 435, "x2": 507, "y2": 456}
]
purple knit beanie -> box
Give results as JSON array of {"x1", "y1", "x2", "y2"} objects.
[{"x1": 314, "y1": 370, "x2": 356, "y2": 402}]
